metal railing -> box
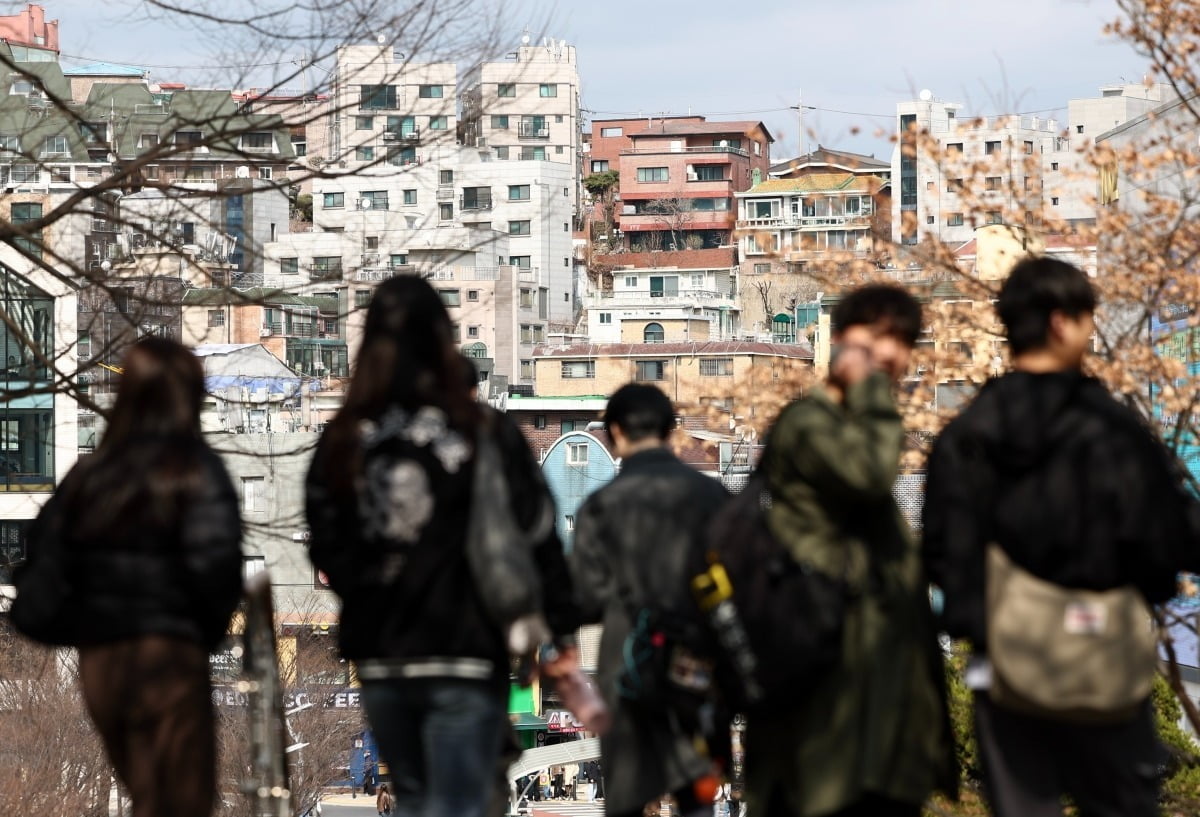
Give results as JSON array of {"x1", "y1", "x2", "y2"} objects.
[
  {"x1": 517, "y1": 122, "x2": 550, "y2": 139},
  {"x1": 620, "y1": 145, "x2": 750, "y2": 158},
  {"x1": 737, "y1": 214, "x2": 871, "y2": 230}
]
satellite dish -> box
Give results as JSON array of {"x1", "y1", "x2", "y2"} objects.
[
  {"x1": 919, "y1": 89, "x2": 933, "y2": 102},
  {"x1": 360, "y1": 198, "x2": 372, "y2": 210},
  {"x1": 376, "y1": 33, "x2": 387, "y2": 45},
  {"x1": 521, "y1": 33, "x2": 531, "y2": 45}
]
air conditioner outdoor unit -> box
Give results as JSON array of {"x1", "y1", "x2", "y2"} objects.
[
  {"x1": 687, "y1": 172, "x2": 698, "y2": 181},
  {"x1": 382, "y1": 132, "x2": 399, "y2": 141},
  {"x1": 235, "y1": 165, "x2": 250, "y2": 178},
  {"x1": 403, "y1": 129, "x2": 420, "y2": 140},
  {"x1": 536, "y1": 128, "x2": 549, "y2": 138},
  {"x1": 259, "y1": 327, "x2": 272, "y2": 337},
  {"x1": 361, "y1": 253, "x2": 380, "y2": 265},
  {"x1": 475, "y1": 137, "x2": 487, "y2": 147}
]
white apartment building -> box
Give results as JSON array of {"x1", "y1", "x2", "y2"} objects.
[
  {"x1": 331, "y1": 44, "x2": 457, "y2": 169},
  {"x1": 892, "y1": 84, "x2": 1176, "y2": 247},
  {"x1": 584, "y1": 265, "x2": 740, "y2": 344},
  {"x1": 460, "y1": 39, "x2": 582, "y2": 210}
]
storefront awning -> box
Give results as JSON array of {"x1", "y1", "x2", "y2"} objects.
[{"x1": 510, "y1": 712, "x2": 548, "y2": 731}]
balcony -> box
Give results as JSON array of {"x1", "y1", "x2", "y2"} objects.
[
  {"x1": 91, "y1": 218, "x2": 116, "y2": 233},
  {"x1": 737, "y1": 214, "x2": 872, "y2": 230},
  {"x1": 382, "y1": 129, "x2": 419, "y2": 142},
  {"x1": 584, "y1": 289, "x2": 738, "y2": 310},
  {"x1": 460, "y1": 194, "x2": 493, "y2": 211},
  {"x1": 621, "y1": 144, "x2": 750, "y2": 158},
  {"x1": 517, "y1": 122, "x2": 551, "y2": 140},
  {"x1": 308, "y1": 261, "x2": 343, "y2": 281}
]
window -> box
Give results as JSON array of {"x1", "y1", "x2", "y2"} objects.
[
  {"x1": 986, "y1": 176, "x2": 1002, "y2": 190},
  {"x1": 591, "y1": 160, "x2": 609, "y2": 173},
  {"x1": 519, "y1": 288, "x2": 535, "y2": 308},
  {"x1": 259, "y1": 167, "x2": 272, "y2": 180},
  {"x1": 693, "y1": 165, "x2": 724, "y2": 181},
  {"x1": 946, "y1": 142, "x2": 963, "y2": 153},
  {"x1": 77, "y1": 331, "x2": 91, "y2": 360},
  {"x1": 520, "y1": 359, "x2": 534, "y2": 379},
  {"x1": 539, "y1": 83, "x2": 557, "y2": 98},
  {"x1": 509, "y1": 256, "x2": 531, "y2": 269},
  {"x1": 41, "y1": 135, "x2": 67, "y2": 156},
  {"x1": 598, "y1": 312, "x2": 612, "y2": 324},
  {"x1": 11, "y1": 202, "x2": 41, "y2": 257},
  {"x1": 361, "y1": 190, "x2": 389, "y2": 210},
  {"x1": 927, "y1": 215, "x2": 935, "y2": 224},
  {"x1": 624, "y1": 276, "x2": 637, "y2": 287},
  {"x1": 637, "y1": 167, "x2": 669, "y2": 182},
  {"x1": 1024, "y1": 140, "x2": 1034, "y2": 155},
  {"x1": 467, "y1": 289, "x2": 479, "y2": 301},
  {"x1": 241, "y1": 132, "x2": 273, "y2": 151},
  {"x1": 467, "y1": 326, "x2": 479, "y2": 338},
  {"x1": 643, "y1": 323, "x2": 665, "y2": 343},
  {"x1": 986, "y1": 211, "x2": 1003, "y2": 224},
  {"x1": 566, "y1": 442, "x2": 588, "y2": 465},
  {"x1": 355, "y1": 116, "x2": 374, "y2": 130},
  {"x1": 1076, "y1": 124, "x2": 1084, "y2": 134},
  {"x1": 520, "y1": 147, "x2": 546, "y2": 160},
  {"x1": 241, "y1": 476, "x2": 265, "y2": 513},
  {"x1": 355, "y1": 289, "x2": 372, "y2": 308},
  {"x1": 439, "y1": 289, "x2": 461, "y2": 307},
  {"x1": 947, "y1": 178, "x2": 963, "y2": 192},
  {"x1": 403, "y1": 189, "x2": 417, "y2": 205},
  {"x1": 208, "y1": 309, "x2": 225, "y2": 327},
  {"x1": 418, "y1": 85, "x2": 443, "y2": 98},
  {"x1": 509, "y1": 220, "x2": 531, "y2": 236},
  {"x1": 0, "y1": 521, "x2": 29, "y2": 584},
  {"x1": 435, "y1": 169, "x2": 453, "y2": 186},
  {"x1": 561, "y1": 360, "x2": 595, "y2": 379},
  {"x1": 699, "y1": 358, "x2": 734, "y2": 376},
  {"x1": 947, "y1": 213, "x2": 964, "y2": 226},
  {"x1": 11, "y1": 164, "x2": 37, "y2": 183},
  {"x1": 1051, "y1": 197, "x2": 1060, "y2": 206},
  {"x1": 926, "y1": 181, "x2": 934, "y2": 191},
  {"x1": 496, "y1": 146, "x2": 509, "y2": 159},
  {"x1": 508, "y1": 184, "x2": 531, "y2": 201},
  {"x1": 635, "y1": 360, "x2": 667, "y2": 381},
  {"x1": 360, "y1": 85, "x2": 398, "y2": 109},
  {"x1": 311, "y1": 257, "x2": 343, "y2": 279},
  {"x1": 600, "y1": 126, "x2": 623, "y2": 137},
  {"x1": 491, "y1": 115, "x2": 509, "y2": 129},
  {"x1": 1051, "y1": 162, "x2": 1060, "y2": 171},
  {"x1": 390, "y1": 253, "x2": 409, "y2": 268},
  {"x1": 497, "y1": 83, "x2": 515, "y2": 97},
  {"x1": 429, "y1": 115, "x2": 448, "y2": 131},
  {"x1": 439, "y1": 202, "x2": 454, "y2": 221},
  {"x1": 356, "y1": 146, "x2": 375, "y2": 161},
  {"x1": 174, "y1": 130, "x2": 204, "y2": 146},
  {"x1": 985, "y1": 140, "x2": 1001, "y2": 155},
  {"x1": 753, "y1": 263, "x2": 770, "y2": 275},
  {"x1": 365, "y1": 235, "x2": 380, "y2": 250},
  {"x1": 322, "y1": 192, "x2": 344, "y2": 208},
  {"x1": 280, "y1": 257, "x2": 299, "y2": 275}
]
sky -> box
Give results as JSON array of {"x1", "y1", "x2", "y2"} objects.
[{"x1": 44, "y1": 0, "x2": 1154, "y2": 161}]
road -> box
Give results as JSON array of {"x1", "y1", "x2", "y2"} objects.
[{"x1": 319, "y1": 803, "x2": 376, "y2": 817}]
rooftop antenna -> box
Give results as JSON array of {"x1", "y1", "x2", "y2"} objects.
[{"x1": 919, "y1": 88, "x2": 933, "y2": 102}]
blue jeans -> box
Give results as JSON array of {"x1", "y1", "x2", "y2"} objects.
[{"x1": 362, "y1": 678, "x2": 508, "y2": 817}]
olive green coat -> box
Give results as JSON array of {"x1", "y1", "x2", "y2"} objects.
[{"x1": 745, "y1": 374, "x2": 956, "y2": 816}]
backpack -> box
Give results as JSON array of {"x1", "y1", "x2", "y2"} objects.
[{"x1": 691, "y1": 471, "x2": 848, "y2": 712}]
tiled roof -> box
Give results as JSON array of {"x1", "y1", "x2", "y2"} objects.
[
  {"x1": 628, "y1": 119, "x2": 773, "y2": 141},
  {"x1": 533, "y1": 340, "x2": 813, "y2": 360},
  {"x1": 770, "y1": 145, "x2": 890, "y2": 174},
  {"x1": 744, "y1": 173, "x2": 885, "y2": 194}
]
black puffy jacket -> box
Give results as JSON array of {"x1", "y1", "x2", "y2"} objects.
[
  {"x1": 33, "y1": 440, "x2": 243, "y2": 651},
  {"x1": 923, "y1": 370, "x2": 1199, "y2": 648}
]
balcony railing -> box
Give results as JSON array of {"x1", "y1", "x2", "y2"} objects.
[
  {"x1": 309, "y1": 261, "x2": 343, "y2": 281},
  {"x1": 517, "y1": 122, "x2": 551, "y2": 140},
  {"x1": 737, "y1": 214, "x2": 871, "y2": 230},
  {"x1": 91, "y1": 218, "x2": 116, "y2": 233},
  {"x1": 460, "y1": 195, "x2": 493, "y2": 211},
  {"x1": 585, "y1": 289, "x2": 737, "y2": 309},
  {"x1": 620, "y1": 145, "x2": 750, "y2": 158}
]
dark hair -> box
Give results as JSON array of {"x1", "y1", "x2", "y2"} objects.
[
  {"x1": 70, "y1": 336, "x2": 210, "y2": 538},
  {"x1": 831, "y1": 285, "x2": 923, "y2": 346},
  {"x1": 323, "y1": 277, "x2": 481, "y2": 487},
  {"x1": 997, "y1": 257, "x2": 1096, "y2": 355},
  {"x1": 604, "y1": 384, "x2": 674, "y2": 442}
]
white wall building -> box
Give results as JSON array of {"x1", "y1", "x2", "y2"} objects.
[
  {"x1": 583, "y1": 265, "x2": 740, "y2": 345},
  {"x1": 892, "y1": 84, "x2": 1176, "y2": 247}
]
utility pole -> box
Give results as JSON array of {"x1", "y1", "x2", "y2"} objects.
[{"x1": 790, "y1": 91, "x2": 803, "y2": 159}]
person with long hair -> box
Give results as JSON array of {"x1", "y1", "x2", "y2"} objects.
[
  {"x1": 306, "y1": 276, "x2": 578, "y2": 817},
  {"x1": 28, "y1": 336, "x2": 243, "y2": 817}
]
